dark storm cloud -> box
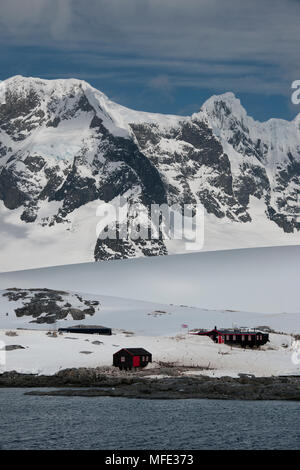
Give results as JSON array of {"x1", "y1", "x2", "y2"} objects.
[{"x1": 0, "y1": 0, "x2": 300, "y2": 95}]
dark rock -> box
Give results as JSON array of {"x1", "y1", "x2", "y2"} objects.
[
  {"x1": 0, "y1": 167, "x2": 29, "y2": 209},
  {"x1": 5, "y1": 345, "x2": 25, "y2": 351},
  {"x1": 2, "y1": 288, "x2": 99, "y2": 324},
  {"x1": 0, "y1": 367, "x2": 299, "y2": 401}
]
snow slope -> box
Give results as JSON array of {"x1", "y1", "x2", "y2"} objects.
[
  {"x1": 1, "y1": 195, "x2": 300, "y2": 273},
  {"x1": 0, "y1": 288, "x2": 299, "y2": 377},
  {"x1": 1, "y1": 242, "x2": 299, "y2": 378},
  {"x1": 1, "y1": 245, "x2": 299, "y2": 314},
  {"x1": 1, "y1": 328, "x2": 298, "y2": 377},
  {"x1": 1, "y1": 288, "x2": 299, "y2": 335}
]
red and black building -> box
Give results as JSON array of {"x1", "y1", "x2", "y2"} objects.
[
  {"x1": 192, "y1": 326, "x2": 269, "y2": 348},
  {"x1": 113, "y1": 348, "x2": 152, "y2": 370}
]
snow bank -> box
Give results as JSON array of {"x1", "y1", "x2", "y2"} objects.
[{"x1": 0, "y1": 328, "x2": 298, "y2": 377}]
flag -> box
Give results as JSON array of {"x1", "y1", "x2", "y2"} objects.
[{"x1": 181, "y1": 324, "x2": 188, "y2": 329}]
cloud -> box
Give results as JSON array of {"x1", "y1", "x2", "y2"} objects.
[
  {"x1": 148, "y1": 74, "x2": 173, "y2": 94},
  {"x1": 0, "y1": 0, "x2": 300, "y2": 96},
  {"x1": 0, "y1": 0, "x2": 72, "y2": 40},
  {"x1": 50, "y1": 0, "x2": 72, "y2": 37}
]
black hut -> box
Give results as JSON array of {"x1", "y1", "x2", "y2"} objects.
[
  {"x1": 113, "y1": 348, "x2": 152, "y2": 370},
  {"x1": 58, "y1": 326, "x2": 112, "y2": 335}
]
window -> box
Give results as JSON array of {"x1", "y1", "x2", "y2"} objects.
[
  {"x1": 226, "y1": 335, "x2": 229, "y2": 340},
  {"x1": 145, "y1": 356, "x2": 148, "y2": 361},
  {"x1": 242, "y1": 335, "x2": 245, "y2": 341},
  {"x1": 142, "y1": 356, "x2": 145, "y2": 361},
  {"x1": 248, "y1": 335, "x2": 251, "y2": 341},
  {"x1": 121, "y1": 356, "x2": 125, "y2": 362},
  {"x1": 233, "y1": 335, "x2": 236, "y2": 341}
]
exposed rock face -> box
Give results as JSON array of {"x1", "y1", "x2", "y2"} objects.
[
  {"x1": 5, "y1": 345, "x2": 25, "y2": 351},
  {"x1": 2, "y1": 288, "x2": 100, "y2": 324},
  {"x1": 0, "y1": 368, "x2": 299, "y2": 401},
  {"x1": 0, "y1": 76, "x2": 299, "y2": 264}
]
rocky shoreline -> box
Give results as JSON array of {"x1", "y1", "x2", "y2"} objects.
[{"x1": 0, "y1": 368, "x2": 299, "y2": 400}]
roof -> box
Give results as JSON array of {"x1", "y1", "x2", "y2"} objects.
[
  {"x1": 115, "y1": 348, "x2": 151, "y2": 356},
  {"x1": 195, "y1": 328, "x2": 267, "y2": 336},
  {"x1": 218, "y1": 330, "x2": 260, "y2": 335},
  {"x1": 59, "y1": 325, "x2": 111, "y2": 330}
]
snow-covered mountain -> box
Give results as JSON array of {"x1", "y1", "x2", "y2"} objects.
[{"x1": 0, "y1": 76, "x2": 299, "y2": 271}]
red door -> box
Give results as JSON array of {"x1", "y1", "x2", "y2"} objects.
[
  {"x1": 218, "y1": 335, "x2": 224, "y2": 344},
  {"x1": 133, "y1": 356, "x2": 140, "y2": 367}
]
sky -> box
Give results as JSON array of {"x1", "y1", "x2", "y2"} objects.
[{"x1": 1, "y1": 0, "x2": 300, "y2": 121}]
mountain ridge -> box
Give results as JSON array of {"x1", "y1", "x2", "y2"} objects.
[{"x1": 0, "y1": 75, "x2": 299, "y2": 271}]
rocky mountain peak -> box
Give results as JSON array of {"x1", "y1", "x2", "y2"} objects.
[{"x1": 200, "y1": 92, "x2": 246, "y2": 119}]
